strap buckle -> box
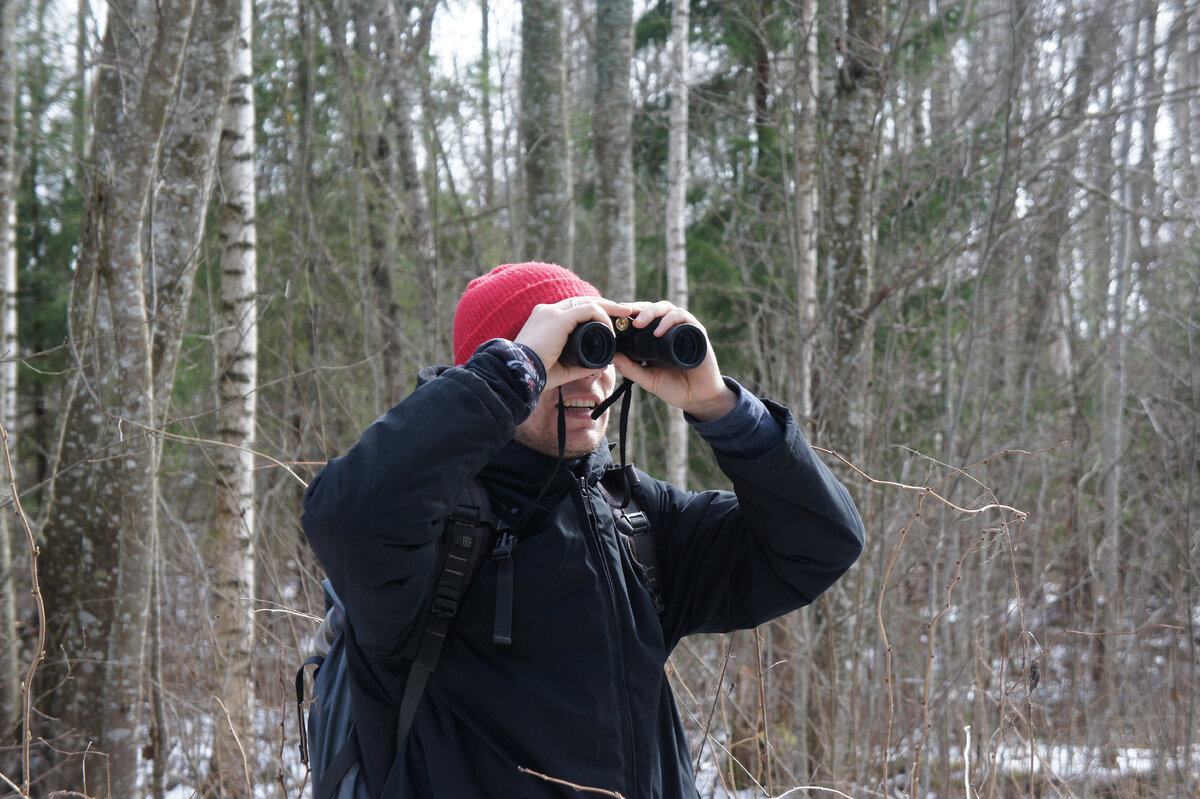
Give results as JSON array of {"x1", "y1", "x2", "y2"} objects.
[
  {"x1": 431, "y1": 584, "x2": 460, "y2": 618},
  {"x1": 450, "y1": 502, "x2": 481, "y2": 528},
  {"x1": 492, "y1": 531, "x2": 516, "y2": 560},
  {"x1": 621, "y1": 508, "x2": 651, "y2": 534}
]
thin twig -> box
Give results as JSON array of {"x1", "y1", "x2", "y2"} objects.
[
  {"x1": 866, "y1": 442, "x2": 1037, "y2": 797},
  {"x1": 813, "y1": 445, "x2": 1032, "y2": 518},
  {"x1": 215, "y1": 697, "x2": 253, "y2": 798},
  {"x1": 251, "y1": 606, "x2": 322, "y2": 623},
  {"x1": 694, "y1": 633, "x2": 736, "y2": 774},
  {"x1": 875, "y1": 507, "x2": 920, "y2": 796},
  {"x1": 754, "y1": 627, "x2": 773, "y2": 793},
  {"x1": 774, "y1": 785, "x2": 859, "y2": 799},
  {"x1": 517, "y1": 767, "x2": 627, "y2": 798},
  {"x1": 109, "y1": 414, "x2": 307, "y2": 487},
  {"x1": 964, "y1": 725, "x2": 972, "y2": 799},
  {"x1": 911, "y1": 529, "x2": 993, "y2": 798},
  {"x1": 2, "y1": 422, "x2": 46, "y2": 796},
  {"x1": 1034, "y1": 623, "x2": 1184, "y2": 663},
  {"x1": 0, "y1": 769, "x2": 30, "y2": 798}
]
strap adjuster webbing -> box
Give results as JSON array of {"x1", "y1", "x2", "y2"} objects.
[{"x1": 491, "y1": 531, "x2": 517, "y2": 645}]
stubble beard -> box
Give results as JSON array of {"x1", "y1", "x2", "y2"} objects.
[{"x1": 513, "y1": 410, "x2": 610, "y2": 459}]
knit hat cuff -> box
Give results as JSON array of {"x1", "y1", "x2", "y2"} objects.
[{"x1": 453, "y1": 263, "x2": 601, "y2": 365}]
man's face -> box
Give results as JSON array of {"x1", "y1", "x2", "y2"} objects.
[{"x1": 514, "y1": 367, "x2": 617, "y2": 458}]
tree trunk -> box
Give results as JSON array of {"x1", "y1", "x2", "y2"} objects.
[
  {"x1": 810, "y1": 0, "x2": 886, "y2": 782},
  {"x1": 210, "y1": 0, "x2": 258, "y2": 793},
  {"x1": 150, "y1": 0, "x2": 240, "y2": 421},
  {"x1": 481, "y1": 0, "x2": 495, "y2": 209},
  {"x1": 73, "y1": 0, "x2": 89, "y2": 185},
  {"x1": 783, "y1": 0, "x2": 820, "y2": 781},
  {"x1": 594, "y1": 0, "x2": 635, "y2": 299},
  {"x1": 665, "y1": 0, "x2": 690, "y2": 489},
  {"x1": 822, "y1": 0, "x2": 884, "y2": 459},
  {"x1": 379, "y1": 0, "x2": 439, "y2": 364},
  {"x1": 793, "y1": 0, "x2": 819, "y2": 431},
  {"x1": 1100, "y1": 0, "x2": 1139, "y2": 658},
  {"x1": 0, "y1": 0, "x2": 19, "y2": 732},
  {"x1": 521, "y1": 0, "x2": 573, "y2": 268},
  {"x1": 337, "y1": 0, "x2": 404, "y2": 400},
  {"x1": 38, "y1": 0, "x2": 234, "y2": 792}
]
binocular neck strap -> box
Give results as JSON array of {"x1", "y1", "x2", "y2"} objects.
[
  {"x1": 592, "y1": 379, "x2": 637, "y2": 507},
  {"x1": 591, "y1": 378, "x2": 632, "y2": 424},
  {"x1": 514, "y1": 388, "x2": 567, "y2": 531}
]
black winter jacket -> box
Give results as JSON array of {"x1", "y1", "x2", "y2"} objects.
[{"x1": 302, "y1": 357, "x2": 865, "y2": 798}]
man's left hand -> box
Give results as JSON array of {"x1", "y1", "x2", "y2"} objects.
[{"x1": 611, "y1": 302, "x2": 737, "y2": 423}]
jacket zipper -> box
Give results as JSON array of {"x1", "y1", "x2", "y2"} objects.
[{"x1": 578, "y1": 476, "x2": 639, "y2": 795}]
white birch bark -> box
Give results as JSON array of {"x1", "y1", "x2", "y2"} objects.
[
  {"x1": 787, "y1": 0, "x2": 820, "y2": 781},
  {"x1": 211, "y1": 0, "x2": 258, "y2": 791},
  {"x1": 0, "y1": 0, "x2": 20, "y2": 730},
  {"x1": 793, "y1": 0, "x2": 819, "y2": 431},
  {"x1": 665, "y1": 0, "x2": 690, "y2": 489}
]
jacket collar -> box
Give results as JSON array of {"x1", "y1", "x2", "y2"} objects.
[
  {"x1": 419, "y1": 362, "x2": 614, "y2": 505},
  {"x1": 480, "y1": 439, "x2": 613, "y2": 532}
]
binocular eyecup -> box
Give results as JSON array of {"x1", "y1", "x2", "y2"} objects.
[{"x1": 561, "y1": 316, "x2": 707, "y2": 370}]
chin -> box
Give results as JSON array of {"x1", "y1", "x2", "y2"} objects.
[
  {"x1": 566, "y1": 439, "x2": 603, "y2": 458},
  {"x1": 518, "y1": 430, "x2": 606, "y2": 459}
]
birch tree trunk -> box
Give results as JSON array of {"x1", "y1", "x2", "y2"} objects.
[
  {"x1": 210, "y1": 0, "x2": 258, "y2": 792},
  {"x1": 594, "y1": 0, "x2": 635, "y2": 299},
  {"x1": 38, "y1": 0, "x2": 234, "y2": 792},
  {"x1": 793, "y1": 0, "x2": 819, "y2": 431},
  {"x1": 0, "y1": 0, "x2": 19, "y2": 730},
  {"x1": 785, "y1": 0, "x2": 820, "y2": 781},
  {"x1": 665, "y1": 0, "x2": 690, "y2": 489},
  {"x1": 521, "y1": 0, "x2": 573, "y2": 268}
]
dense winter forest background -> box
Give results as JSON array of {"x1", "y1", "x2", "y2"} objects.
[{"x1": 0, "y1": 0, "x2": 1196, "y2": 796}]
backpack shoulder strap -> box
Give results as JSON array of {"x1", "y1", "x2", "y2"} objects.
[
  {"x1": 599, "y1": 468, "x2": 664, "y2": 614},
  {"x1": 394, "y1": 478, "x2": 497, "y2": 742}
]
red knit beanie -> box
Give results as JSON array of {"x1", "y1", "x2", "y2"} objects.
[{"x1": 453, "y1": 262, "x2": 602, "y2": 365}]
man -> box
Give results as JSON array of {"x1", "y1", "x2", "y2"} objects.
[{"x1": 303, "y1": 262, "x2": 865, "y2": 798}]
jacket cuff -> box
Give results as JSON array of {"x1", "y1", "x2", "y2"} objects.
[
  {"x1": 687, "y1": 378, "x2": 784, "y2": 459},
  {"x1": 462, "y1": 339, "x2": 547, "y2": 423}
]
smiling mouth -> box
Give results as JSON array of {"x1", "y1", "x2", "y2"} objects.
[{"x1": 558, "y1": 398, "x2": 598, "y2": 412}]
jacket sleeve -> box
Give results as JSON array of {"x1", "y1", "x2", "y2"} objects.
[
  {"x1": 647, "y1": 399, "x2": 866, "y2": 648},
  {"x1": 301, "y1": 345, "x2": 540, "y2": 671}
]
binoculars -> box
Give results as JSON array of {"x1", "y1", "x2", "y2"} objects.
[{"x1": 561, "y1": 316, "x2": 707, "y2": 370}]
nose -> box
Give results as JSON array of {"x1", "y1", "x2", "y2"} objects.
[{"x1": 570, "y1": 365, "x2": 615, "y2": 388}]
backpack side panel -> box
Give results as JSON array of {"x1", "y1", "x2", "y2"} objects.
[{"x1": 305, "y1": 582, "x2": 374, "y2": 799}]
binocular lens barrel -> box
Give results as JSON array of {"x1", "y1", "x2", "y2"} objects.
[
  {"x1": 562, "y1": 321, "x2": 617, "y2": 370},
  {"x1": 561, "y1": 317, "x2": 707, "y2": 370},
  {"x1": 656, "y1": 325, "x2": 706, "y2": 369}
]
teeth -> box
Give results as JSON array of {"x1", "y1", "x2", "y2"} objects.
[{"x1": 562, "y1": 399, "x2": 595, "y2": 409}]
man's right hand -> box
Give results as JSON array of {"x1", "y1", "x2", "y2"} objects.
[{"x1": 514, "y1": 297, "x2": 633, "y2": 391}]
